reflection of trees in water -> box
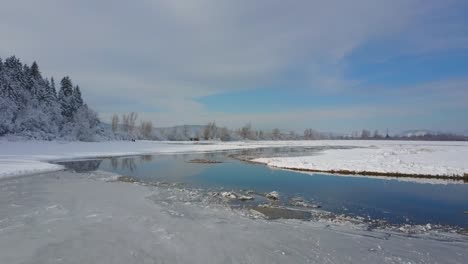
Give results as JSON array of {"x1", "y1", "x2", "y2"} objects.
[
  {"x1": 238, "y1": 149, "x2": 253, "y2": 156},
  {"x1": 121, "y1": 158, "x2": 137, "y2": 171},
  {"x1": 172, "y1": 153, "x2": 189, "y2": 162},
  {"x1": 232, "y1": 147, "x2": 324, "y2": 160},
  {"x1": 203, "y1": 152, "x2": 217, "y2": 159},
  {"x1": 110, "y1": 158, "x2": 119, "y2": 169},
  {"x1": 60, "y1": 160, "x2": 102, "y2": 172},
  {"x1": 140, "y1": 155, "x2": 153, "y2": 162},
  {"x1": 110, "y1": 157, "x2": 142, "y2": 171}
]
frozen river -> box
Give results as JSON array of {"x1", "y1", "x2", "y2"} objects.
[
  {"x1": 1, "y1": 168, "x2": 467, "y2": 264},
  {"x1": 59, "y1": 150, "x2": 468, "y2": 228},
  {"x1": 1, "y1": 142, "x2": 468, "y2": 263}
]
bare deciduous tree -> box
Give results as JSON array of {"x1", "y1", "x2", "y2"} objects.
[
  {"x1": 258, "y1": 130, "x2": 264, "y2": 140},
  {"x1": 111, "y1": 114, "x2": 119, "y2": 133},
  {"x1": 361, "y1": 129, "x2": 371, "y2": 139},
  {"x1": 140, "y1": 120, "x2": 153, "y2": 139},
  {"x1": 272, "y1": 128, "x2": 281, "y2": 140},
  {"x1": 239, "y1": 123, "x2": 252, "y2": 140},
  {"x1": 304, "y1": 128, "x2": 312, "y2": 140},
  {"x1": 373, "y1": 130, "x2": 381, "y2": 139},
  {"x1": 128, "y1": 112, "x2": 138, "y2": 133},
  {"x1": 304, "y1": 128, "x2": 321, "y2": 140},
  {"x1": 183, "y1": 125, "x2": 190, "y2": 139},
  {"x1": 289, "y1": 131, "x2": 297, "y2": 140},
  {"x1": 122, "y1": 112, "x2": 138, "y2": 136},
  {"x1": 203, "y1": 122, "x2": 217, "y2": 140},
  {"x1": 219, "y1": 127, "x2": 230, "y2": 141},
  {"x1": 122, "y1": 114, "x2": 128, "y2": 133}
]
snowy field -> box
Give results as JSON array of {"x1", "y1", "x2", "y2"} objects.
[
  {"x1": 1, "y1": 170, "x2": 467, "y2": 264},
  {"x1": 253, "y1": 141, "x2": 468, "y2": 178},
  {"x1": 1, "y1": 139, "x2": 468, "y2": 180}
]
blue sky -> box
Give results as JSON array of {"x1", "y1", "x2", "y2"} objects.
[
  {"x1": 198, "y1": 47, "x2": 468, "y2": 132},
  {"x1": 199, "y1": 50, "x2": 468, "y2": 111},
  {"x1": 1, "y1": 0, "x2": 467, "y2": 134}
]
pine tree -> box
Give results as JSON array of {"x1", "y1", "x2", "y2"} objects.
[
  {"x1": 3, "y1": 56, "x2": 28, "y2": 106},
  {"x1": 60, "y1": 76, "x2": 73, "y2": 97},
  {"x1": 23, "y1": 64, "x2": 34, "y2": 92},
  {"x1": 73, "y1": 85, "x2": 84, "y2": 107},
  {"x1": 49, "y1": 77, "x2": 57, "y2": 98},
  {"x1": 0, "y1": 57, "x2": 4, "y2": 96},
  {"x1": 0, "y1": 57, "x2": 17, "y2": 135},
  {"x1": 58, "y1": 76, "x2": 75, "y2": 120},
  {"x1": 30, "y1": 61, "x2": 41, "y2": 79},
  {"x1": 41, "y1": 78, "x2": 55, "y2": 105}
]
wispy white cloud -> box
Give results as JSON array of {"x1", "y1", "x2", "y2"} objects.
[
  {"x1": 99, "y1": 77, "x2": 467, "y2": 132},
  {"x1": 1, "y1": 0, "x2": 467, "y2": 130}
]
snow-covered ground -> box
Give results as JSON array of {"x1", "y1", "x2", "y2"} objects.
[
  {"x1": 1, "y1": 139, "x2": 468, "y2": 180},
  {"x1": 2, "y1": 140, "x2": 468, "y2": 263},
  {"x1": 1, "y1": 170, "x2": 467, "y2": 264},
  {"x1": 253, "y1": 141, "x2": 468, "y2": 178}
]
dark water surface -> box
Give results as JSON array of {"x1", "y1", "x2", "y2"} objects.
[{"x1": 58, "y1": 149, "x2": 468, "y2": 228}]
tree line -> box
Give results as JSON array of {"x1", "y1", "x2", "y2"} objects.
[
  {"x1": 200, "y1": 122, "x2": 331, "y2": 141},
  {"x1": 110, "y1": 112, "x2": 153, "y2": 139}
]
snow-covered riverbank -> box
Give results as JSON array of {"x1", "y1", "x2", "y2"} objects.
[
  {"x1": 1, "y1": 170, "x2": 467, "y2": 264},
  {"x1": 1, "y1": 139, "x2": 468, "y2": 179},
  {"x1": 253, "y1": 141, "x2": 468, "y2": 178}
]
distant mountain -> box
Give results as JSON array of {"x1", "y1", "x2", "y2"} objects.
[
  {"x1": 397, "y1": 129, "x2": 467, "y2": 140},
  {"x1": 152, "y1": 125, "x2": 205, "y2": 140},
  {"x1": 398, "y1": 129, "x2": 435, "y2": 137}
]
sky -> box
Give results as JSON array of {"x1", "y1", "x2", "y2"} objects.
[{"x1": 1, "y1": 0, "x2": 468, "y2": 134}]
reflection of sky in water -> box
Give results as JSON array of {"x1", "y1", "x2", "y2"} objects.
[
  {"x1": 60, "y1": 150, "x2": 468, "y2": 228},
  {"x1": 99, "y1": 150, "x2": 240, "y2": 180},
  {"x1": 99, "y1": 154, "x2": 211, "y2": 181}
]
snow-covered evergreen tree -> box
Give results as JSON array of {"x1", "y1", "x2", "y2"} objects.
[
  {"x1": 30, "y1": 61, "x2": 41, "y2": 79},
  {"x1": 0, "y1": 96, "x2": 17, "y2": 135},
  {"x1": 58, "y1": 76, "x2": 76, "y2": 121},
  {"x1": 0, "y1": 55, "x2": 104, "y2": 140},
  {"x1": 61, "y1": 105, "x2": 99, "y2": 141},
  {"x1": 73, "y1": 85, "x2": 84, "y2": 108},
  {"x1": 48, "y1": 77, "x2": 57, "y2": 100}
]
